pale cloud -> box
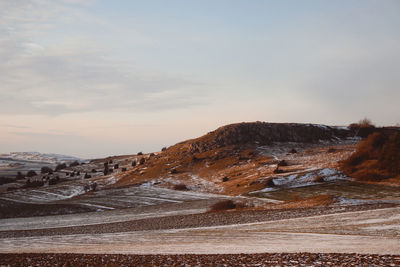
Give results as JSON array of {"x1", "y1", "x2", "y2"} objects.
[{"x1": 0, "y1": 0, "x2": 207, "y2": 116}]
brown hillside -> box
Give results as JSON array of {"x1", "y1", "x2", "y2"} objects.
[{"x1": 115, "y1": 122, "x2": 352, "y2": 193}]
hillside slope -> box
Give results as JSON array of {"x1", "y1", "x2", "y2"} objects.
[{"x1": 115, "y1": 122, "x2": 355, "y2": 195}]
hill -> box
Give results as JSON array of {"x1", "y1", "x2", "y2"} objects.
[{"x1": 115, "y1": 122, "x2": 355, "y2": 195}]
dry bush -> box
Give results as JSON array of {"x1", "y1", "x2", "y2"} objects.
[
  {"x1": 277, "y1": 160, "x2": 288, "y2": 167},
  {"x1": 342, "y1": 131, "x2": 400, "y2": 181},
  {"x1": 209, "y1": 200, "x2": 236, "y2": 212},
  {"x1": 313, "y1": 175, "x2": 324, "y2": 183},
  {"x1": 349, "y1": 118, "x2": 376, "y2": 138},
  {"x1": 173, "y1": 183, "x2": 188, "y2": 191}
]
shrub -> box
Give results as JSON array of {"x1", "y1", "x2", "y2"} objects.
[
  {"x1": 289, "y1": 148, "x2": 297, "y2": 154},
  {"x1": 209, "y1": 200, "x2": 236, "y2": 212},
  {"x1": 173, "y1": 184, "x2": 188, "y2": 191},
  {"x1": 222, "y1": 177, "x2": 229, "y2": 182},
  {"x1": 341, "y1": 131, "x2": 400, "y2": 181},
  {"x1": 139, "y1": 158, "x2": 145, "y2": 165},
  {"x1": 349, "y1": 118, "x2": 376, "y2": 138},
  {"x1": 25, "y1": 179, "x2": 44, "y2": 188},
  {"x1": 69, "y1": 161, "x2": 80, "y2": 167},
  {"x1": 132, "y1": 161, "x2": 137, "y2": 167},
  {"x1": 264, "y1": 177, "x2": 275, "y2": 187},
  {"x1": 114, "y1": 164, "x2": 119, "y2": 169},
  {"x1": 41, "y1": 166, "x2": 53, "y2": 174},
  {"x1": 273, "y1": 167, "x2": 284, "y2": 174},
  {"x1": 277, "y1": 160, "x2": 288, "y2": 167},
  {"x1": 91, "y1": 169, "x2": 97, "y2": 173},
  {"x1": 137, "y1": 152, "x2": 143, "y2": 156},
  {"x1": 161, "y1": 147, "x2": 167, "y2": 152},
  {"x1": 26, "y1": 170, "x2": 37, "y2": 177},
  {"x1": 121, "y1": 167, "x2": 127, "y2": 172},
  {"x1": 55, "y1": 163, "x2": 67, "y2": 171},
  {"x1": 16, "y1": 172, "x2": 25, "y2": 180},
  {"x1": 84, "y1": 173, "x2": 92, "y2": 179}
]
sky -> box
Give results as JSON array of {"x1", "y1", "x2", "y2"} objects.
[{"x1": 1, "y1": 0, "x2": 400, "y2": 158}]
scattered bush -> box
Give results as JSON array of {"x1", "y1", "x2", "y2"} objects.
[
  {"x1": 132, "y1": 161, "x2": 137, "y2": 167},
  {"x1": 273, "y1": 167, "x2": 284, "y2": 174},
  {"x1": 327, "y1": 148, "x2": 336, "y2": 153},
  {"x1": 16, "y1": 172, "x2": 25, "y2": 180},
  {"x1": 121, "y1": 167, "x2": 127, "y2": 172},
  {"x1": 25, "y1": 179, "x2": 44, "y2": 188},
  {"x1": 114, "y1": 164, "x2": 119, "y2": 169},
  {"x1": 0, "y1": 177, "x2": 15, "y2": 185},
  {"x1": 104, "y1": 162, "x2": 109, "y2": 175},
  {"x1": 277, "y1": 160, "x2": 288, "y2": 167},
  {"x1": 173, "y1": 184, "x2": 188, "y2": 191},
  {"x1": 69, "y1": 161, "x2": 80, "y2": 167},
  {"x1": 84, "y1": 173, "x2": 92, "y2": 179},
  {"x1": 209, "y1": 200, "x2": 236, "y2": 212},
  {"x1": 26, "y1": 170, "x2": 37, "y2": 177},
  {"x1": 139, "y1": 158, "x2": 145, "y2": 165},
  {"x1": 313, "y1": 175, "x2": 324, "y2": 183},
  {"x1": 55, "y1": 163, "x2": 67, "y2": 171},
  {"x1": 264, "y1": 177, "x2": 275, "y2": 187},
  {"x1": 41, "y1": 166, "x2": 53, "y2": 174},
  {"x1": 91, "y1": 169, "x2": 97, "y2": 173},
  {"x1": 222, "y1": 177, "x2": 229, "y2": 182},
  {"x1": 349, "y1": 118, "x2": 376, "y2": 138},
  {"x1": 161, "y1": 147, "x2": 167, "y2": 152},
  {"x1": 289, "y1": 148, "x2": 297, "y2": 154},
  {"x1": 137, "y1": 152, "x2": 143, "y2": 156},
  {"x1": 170, "y1": 168, "x2": 178, "y2": 174}
]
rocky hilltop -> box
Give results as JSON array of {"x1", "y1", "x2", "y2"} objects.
[{"x1": 174, "y1": 122, "x2": 350, "y2": 154}]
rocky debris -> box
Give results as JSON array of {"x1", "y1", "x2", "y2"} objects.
[
  {"x1": 1, "y1": 253, "x2": 399, "y2": 266},
  {"x1": 180, "y1": 122, "x2": 350, "y2": 154}
]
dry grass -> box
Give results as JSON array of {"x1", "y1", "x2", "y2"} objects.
[
  {"x1": 341, "y1": 131, "x2": 400, "y2": 182},
  {"x1": 265, "y1": 194, "x2": 336, "y2": 210}
]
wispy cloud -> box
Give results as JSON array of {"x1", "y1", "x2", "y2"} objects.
[{"x1": 0, "y1": 0, "x2": 206, "y2": 116}]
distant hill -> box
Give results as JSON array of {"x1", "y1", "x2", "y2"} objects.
[{"x1": 0, "y1": 152, "x2": 84, "y2": 164}]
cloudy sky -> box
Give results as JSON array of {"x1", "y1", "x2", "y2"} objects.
[{"x1": 1, "y1": 0, "x2": 399, "y2": 158}]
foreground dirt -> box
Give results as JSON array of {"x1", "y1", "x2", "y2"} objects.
[
  {"x1": 0, "y1": 203, "x2": 395, "y2": 238},
  {"x1": 1, "y1": 253, "x2": 399, "y2": 266}
]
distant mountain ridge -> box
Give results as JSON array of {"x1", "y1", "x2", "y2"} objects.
[{"x1": 0, "y1": 152, "x2": 84, "y2": 164}]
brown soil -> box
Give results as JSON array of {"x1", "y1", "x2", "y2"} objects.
[{"x1": 1, "y1": 252, "x2": 399, "y2": 266}]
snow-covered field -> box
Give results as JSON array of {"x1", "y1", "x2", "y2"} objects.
[{"x1": 0, "y1": 206, "x2": 399, "y2": 255}]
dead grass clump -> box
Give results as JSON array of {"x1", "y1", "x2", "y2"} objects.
[
  {"x1": 273, "y1": 167, "x2": 284, "y2": 174},
  {"x1": 209, "y1": 200, "x2": 236, "y2": 212},
  {"x1": 264, "y1": 177, "x2": 275, "y2": 187},
  {"x1": 173, "y1": 183, "x2": 189, "y2": 191},
  {"x1": 327, "y1": 148, "x2": 336, "y2": 153},
  {"x1": 277, "y1": 160, "x2": 288, "y2": 167},
  {"x1": 313, "y1": 175, "x2": 324, "y2": 183},
  {"x1": 222, "y1": 177, "x2": 229, "y2": 182}
]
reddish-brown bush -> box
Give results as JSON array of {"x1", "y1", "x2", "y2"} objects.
[
  {"x1": 209, "y1": 200, "x2": 236, "y2": 211},
  {"x1": 342, "y1": 131, "x2": 400, "y2": 181},
  {"x1": 173, "y1": 184, "x2": 188, "y2": 191}
]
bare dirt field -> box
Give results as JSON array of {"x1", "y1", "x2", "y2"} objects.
[{"x1": 1, "y1": 252, "x2": 400, "y2": 266}]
